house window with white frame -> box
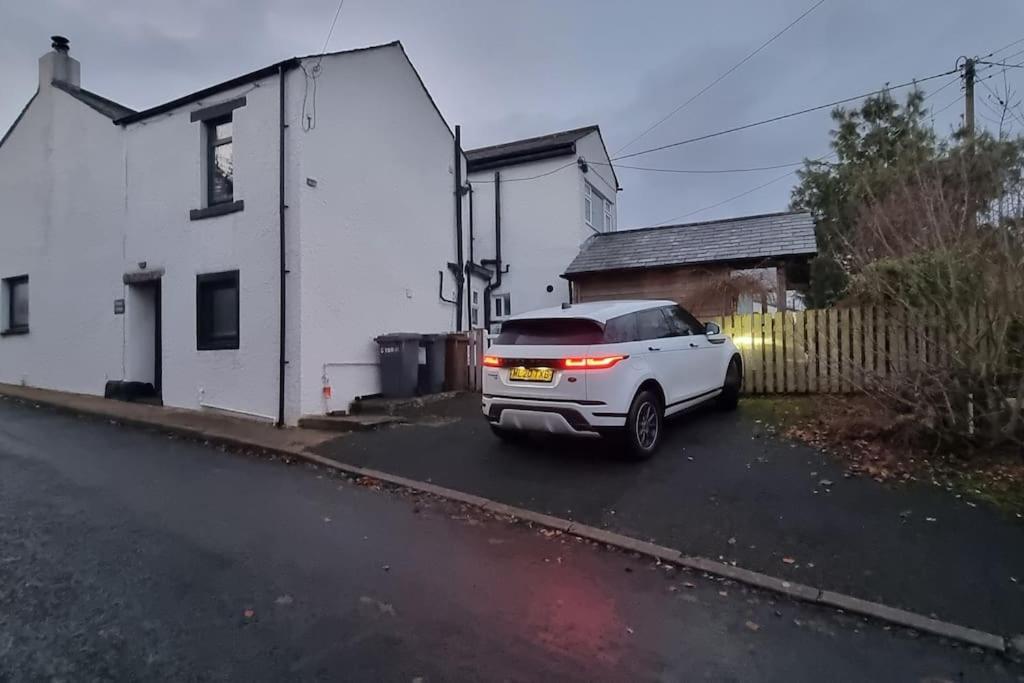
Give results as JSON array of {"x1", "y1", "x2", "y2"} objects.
[
  {"x1": 584, "y1": 182, "x2": 614, "y2": 232},
  {"x1": 493, "y1": 292, "x2": 511, "y2": 319}
]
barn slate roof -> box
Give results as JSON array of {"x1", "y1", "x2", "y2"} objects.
[{"x1": 564, "y1": 210, "x2": 817, "y2": 276}]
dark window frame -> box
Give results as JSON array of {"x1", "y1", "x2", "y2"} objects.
[
  {"x1": 196, "y1": 270, "x2": 240, "y2": 350},
  {"x1": 206, "y1": 114, "x2": 234, "y2": 207},
  {"x1": 2, "y1": 275, "x2": 29, "y2": 335}
]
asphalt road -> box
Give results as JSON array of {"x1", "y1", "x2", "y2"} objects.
[
  {"x1": 0, "y1": 398, "x2": 1018, "y2": 682},
  {"x1": 316, "y1": 394, "x2": 1024, "y2": 635}
]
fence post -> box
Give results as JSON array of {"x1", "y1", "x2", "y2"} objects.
[
  {"x1": 784, "y1": 312, "x2": 796, "y2": 393},
  {"x1": 773, "y1": 312, "x2": 785, "y2": 393},
  {"x1": 851, "y1": 306, "x2": 862, "y2": 391},
  {"x1": 805, "y1": 310, "x2": 817, "y2": 392},
  {"x1": 793, "y1": 311, "x2": 806, "y2": 393},
  {"x1": 827, "y1": 308, "x2": 839, "y2": 393},
  {"x1": 739, "y1": 313, "x2": 753, "y2": 389}
]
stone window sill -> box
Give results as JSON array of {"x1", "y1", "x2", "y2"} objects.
[{"x1": 190, "y1": 200, "x2": 244, "y2": 221}]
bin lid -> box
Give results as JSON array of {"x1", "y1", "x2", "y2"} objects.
[
  {"x1": 375, "y1": 332, "x2": 422, "y2": 343},
  {"x1": 419, "y1": 333, "x2": 447, "y2": 342}
]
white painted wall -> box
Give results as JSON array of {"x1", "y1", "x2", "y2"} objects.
[
  {"x1": 123, "y1": 74, "x2": 287, "y2": 422},
  {"x1": 2, "y1": 42, "x2": 471, "y2": 423},
  {"x1": 294, "y1": 45, "x2": 466, "y2": 417},
  {"x1": 0, "y1": 81, "x2": 126, "y2": 395},
  {"x1": 468, "y1": 130, "x2": 618, "y2": 325}
]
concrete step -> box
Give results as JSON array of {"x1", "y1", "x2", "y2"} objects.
[
  {"x1": 350, "y1": 391, "x2": 461, "y2": 416},
  {"x1": 297, "y1": 414, "x2": 406, "y2": 433}
]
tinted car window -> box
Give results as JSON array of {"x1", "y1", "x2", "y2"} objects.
[
  {"x1": 635, "y1": 308, "x2": 673, "y2": 340},
  {"x1": 603, "y1": 313, "x2": 638, "y2": 343},
  {"x1": 495, "y1": 318, "x2": 604, "y2": 345},
  {"x1": 664, "y1": 305, "x2": 704, "y2": 336}
]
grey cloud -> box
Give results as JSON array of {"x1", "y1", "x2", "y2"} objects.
[{"x1": 3, "y1": 0, "x2": 1022, "y2": 228}]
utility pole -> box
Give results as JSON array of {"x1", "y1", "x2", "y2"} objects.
[{"x1": 963, "y1": 57, "x2": 976, "y2": 136}]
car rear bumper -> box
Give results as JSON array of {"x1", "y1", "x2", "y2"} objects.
[{"x1": 482, "y1": 395, "x2": 627, "y2": 436}]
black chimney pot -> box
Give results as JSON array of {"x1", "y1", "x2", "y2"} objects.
[{"x1": 51, "y1": 35, "x2": 70, "y2": 53}]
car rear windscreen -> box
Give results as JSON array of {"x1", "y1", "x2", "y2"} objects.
[{"x1": 495, "y1": 318, "x2": 604, "y2": 345}]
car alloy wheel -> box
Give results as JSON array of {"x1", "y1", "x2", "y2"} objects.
[{"x1": 635, "y1": 400, "x2": 659, "y2": 450}]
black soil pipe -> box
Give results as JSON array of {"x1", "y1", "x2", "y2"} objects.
[
  {"x1": 454, "y1": 125, "x2": 465, "y2": 331},
  {"x1": 465, "y1": 182, "x2": 475, "y2": 325},
  {"x1": 276, "y1": 63, "x2": 288, "y2": 427},
  {"x1": 483, "y1": 170, "x2": 503, "y2": 328}
]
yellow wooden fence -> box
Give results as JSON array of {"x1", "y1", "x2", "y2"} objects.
[{"x1": 706, "y1": 306, "x2": 937, "y2": 394}]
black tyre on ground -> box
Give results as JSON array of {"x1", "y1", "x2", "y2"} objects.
[
  {"x1": 717, "y1": 357, "x2": 741, "y2": 411},
  {"x1": 622, "y1": 389, "x2": 664, "y2": 459}
]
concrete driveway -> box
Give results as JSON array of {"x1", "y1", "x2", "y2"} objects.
[{"x1": 314, "y1": 394, "x2": 1024, "y2": 637}]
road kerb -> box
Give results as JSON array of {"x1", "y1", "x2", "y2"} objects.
[
  {"x1": 0, "y1": 387, "x2": 1009, "y2": 654},
  {"x1": 816, "y1": 591, "x2": 1006, "y2": 652}
]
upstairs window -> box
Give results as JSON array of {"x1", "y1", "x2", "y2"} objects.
[
  {"x1": 493, "y1": 293, "x2": 511, "y2": 318},
  {"x1": 584, "y1": 182, "x2": 614, "y2": 231},
  {"x1": 197, "y1": 271, "x2": 239, "y2": 350},
  {"x1": 2, "y1": 275, "x2": 29, "y2": 335},
  {"x1": 207, "y1": 116, "x2": 234, "y2": 206},
  {"x1": 584, "y1": 183, "x2": 594, "y2": 226}
]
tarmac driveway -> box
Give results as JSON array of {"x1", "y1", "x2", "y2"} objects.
[{"x1": 314, "y1": 394, "x2": 1024, "y2": 636}]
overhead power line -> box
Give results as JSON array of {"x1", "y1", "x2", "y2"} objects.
[
  {"x1": 643, "y1": 70, "x2": 965, "y2": 226},
  {"x1": 648, "y1": 152, "x2": 836, "y2": 227},
  {"x1": 612, "y1": 68, "x2": 959, "y2": 162},
  {"x1": 318, "y1": 0, "x2": 347, "y2": 58},
  {"x1": 981, "y1": 36, "x2": 1024, "y2": 60},
  {"x1": 467, "y1": 160, "x2": 579, "y2": 184},
  {"x1": 613, "y1": 0, "x2": 827, "y2": 155},
  {"x1": 590, "y1": 160, "x2": 805, "y2": 174}
]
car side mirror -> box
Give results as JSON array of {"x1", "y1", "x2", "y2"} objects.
[{"x1": 704, "y1": 321, "x2": 721, "y2": 336}]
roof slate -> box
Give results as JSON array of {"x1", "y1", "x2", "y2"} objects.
[{"x1": 565, "y1": 211, "x2": 817, "y2": 275}]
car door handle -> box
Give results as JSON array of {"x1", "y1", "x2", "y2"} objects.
[
  {"x1": 689, "y1": 342, "x2": 699, "y2": 348},
  {"x1": 648, "y1": 346, "x2": 661, "y2": 352}
]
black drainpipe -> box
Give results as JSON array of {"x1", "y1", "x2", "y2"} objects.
[
  {"x1": 276, "y1": 63, "x2": 287, "y2": 427},
  {"x1": 483, "y1": 170, "x2": 503, "y2": 329},
  {"x1": 466, "y1": 182, "x2": 475, "y2": 324},
  {"x1": 454, "y1": 125, "x2": 465, "y2": 331}
]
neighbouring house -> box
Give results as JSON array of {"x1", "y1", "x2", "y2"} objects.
[
  {"x1": 564, "y1": 211, "x2": 817, "y2": 319},
  {"x1": 0, "y1": 37, "x2": 473, "y2": 425},
  {"x1": 465, "y1": 125, "x2": 620, "y2": 332}
]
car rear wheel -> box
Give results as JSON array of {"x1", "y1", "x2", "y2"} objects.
[
  {"x1": 718, "y1": 357, "x2": 741, "y2": 411},
  {"x1": 623, "y1": 389, "x2": 663, "y2": 459}
]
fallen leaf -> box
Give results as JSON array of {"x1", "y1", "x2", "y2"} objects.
[
  {"x1": 782, "y1": 557, "x2": 796, "y2": 565},
  {"x1": 727, "y1": 537, "x2": 737, "y2": 545},
  {"x1": 745, "y1": 621, "x2": 760, "y2": 632},
  {"x1": 275, "y1": 594, "x2": 294, "y2": 606},
  {"x1": 243, "y1": 608, "x2": 255, "y2": 619},
  {"x1": 683, "y1": 581, "x2": 696, "y2": 589},
  {"x1": 718, "y1": 590, "x2": 728, "y2": 597}
]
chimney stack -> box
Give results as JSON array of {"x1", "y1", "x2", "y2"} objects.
[{"x1": 39, "y1": 34, "x2": 80, "y2": 89}]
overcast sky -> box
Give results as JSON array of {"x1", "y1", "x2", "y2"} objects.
[{"x1": 3, "y1": 0, "x2": 1023, "y2": 228}]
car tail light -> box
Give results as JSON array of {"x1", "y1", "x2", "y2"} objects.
[
  {"x1": 482, "y1": 355, "x2": 503, "y2": 367},
  {"x1": 562, "y1": 355, "x2": 628, "y2": 370}
]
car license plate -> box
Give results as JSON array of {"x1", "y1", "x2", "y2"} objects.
[{"x1": 509, "y1": 366, "x2": 554, "y2": 382}]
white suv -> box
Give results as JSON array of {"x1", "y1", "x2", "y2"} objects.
[{"x1": 481, "y1": 300, "x2": 742, "y2": 458}]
